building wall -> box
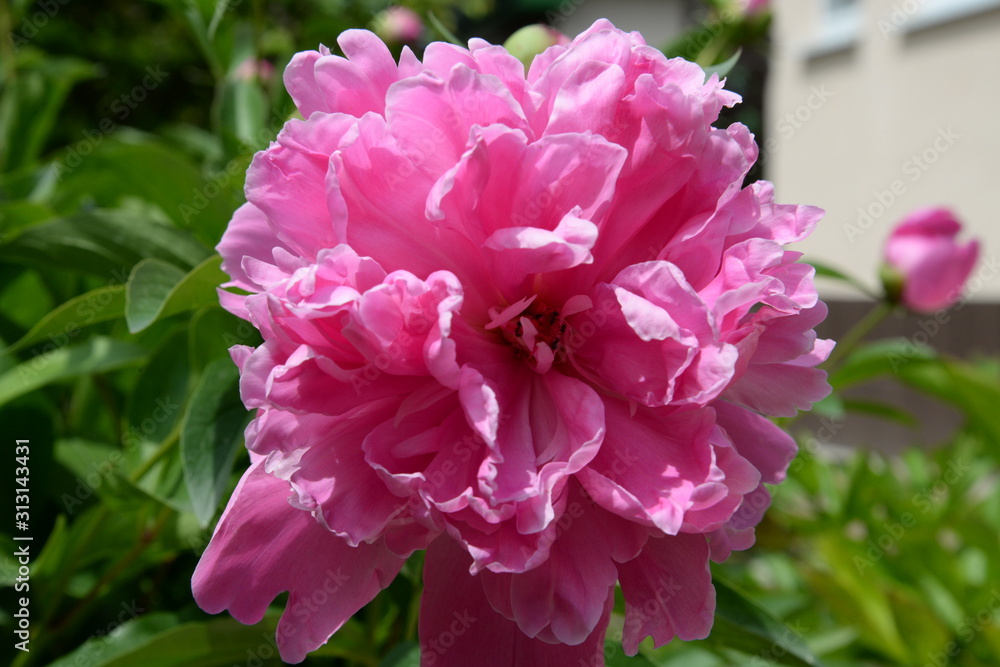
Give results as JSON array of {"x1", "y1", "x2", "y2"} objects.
[{"x1": 768, "y1": 0, "x2": 1000, "y2": 300}]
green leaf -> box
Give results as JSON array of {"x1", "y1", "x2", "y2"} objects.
[
  {"x1": 125, "y1": 255, "x2": 226, "y2": 333},
  {"x1": 219, "y1": 78, "x2": 268, "y2": 149},
  {"x1": 0, "y1": 208, "x2": 209, "y2": 278},
  {"x1": 0, "y1": 336, "x2": 147, "y2": 407},
  {"x1": 51, "y1": 134, "x2": 238, "y2": 243},
  {"x1": 898, "y1": 359, "x2": 1000, "y2": 444},
  {"x1": 427, "y1": 11, "x2": 464, "y2": 46},
  {"x1": 807, "y1": 260, "x2": 879, "y2": 299},
  {"x1": 127, "y1": 329, "x2": 191, "y2": 449},
  {"x1": 840, "y1": 398, "x2": 918, "y2": 427},
  {"x1": 606, "y1": 649, "x2": 658, "y2": 666},
  {"x1": 187, "y1": 306, "x2": 256, "y2": 373},
  {"x1": 181, "y1": 357, "x2": 246, "y2": 526},
  {"x1": 52, "y1": 439, "x2": 148, "y2": 510},
  {"x1": 829, "y1": 339, "x2": 937, "y2": 390},
  {"x1": 701, "y1": 48, "x2": 742, "y2": 81},
  {"x1": 705, "y1": 578, "x2": 823, "y2": 667},
  {"x1": 0, "y1": 199, "x2": 55, "y2": 238},
  {"x1": 380, "y1": 641, "x2": 421, "y2": 667},
  {"x1": 45, "y1": 611, "x2": 369, "y2": 667},
  {"x1": 3, "y1": 285, "x2": 126, "y2": 355},
  {"x1": 0, "y1": 51, "x2": 98, "y2": 172}
]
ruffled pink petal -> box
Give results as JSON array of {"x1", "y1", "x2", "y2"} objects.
[
  {"x1": 706, "y1": 483, "x2": 771, "y2": 562},
  {"x1": 192, "y1": 461, "x2": 404, "y2": 664},
  {"x1": 574, "y1": 263, "x2": 735, "y2": 407},
  {"x1": 250, "y1": 409, "x2": 411, "y2": 545},
  {"x1": 312, "y1": 31, "x2": 401, "y2": 116},
  {"x1": 386, "y1": 65, "x2": 528, "y2": 179},
  {"x1": 333, "y1": 113, "x2": 489, "y2": 300},
  {"x1": 578, "y1": 401, "x2": 713, "y2": 534},
  {"x1": 217, "y1": 203, "x2": 297, "y2": 294},
  {"x1": 245, "y1": 114, "x2": 355, "y2": 257},
  {"x1": 713, "y1": 400, "x2": 797, "y2": 484},
  {"x1": 419, "y1": 536, "x2": 613, "y2": 667},
  {"x1": 478, "y1": 370, "x2": 605, "y2": 521},
  {"x1": 283, "y1": 48, "x2": 329, "y2": 117},
  {"x1": 493, "y1": 490, "x2": 646, "y2": 645},
  {"x1": 618, "y1": 532, "x2": 715, "y2": 655}
]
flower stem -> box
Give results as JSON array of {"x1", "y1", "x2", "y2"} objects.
[{"x1": 823, "y1": 301, "x2": 896, "y2": 372}]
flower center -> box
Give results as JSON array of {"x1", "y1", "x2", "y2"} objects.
[{"x1": 486, "y1": 295, "x2": 567, "y2": 373}]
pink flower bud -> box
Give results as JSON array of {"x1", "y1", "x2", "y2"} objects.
[
  {"x1": 883, "y1": 207, "x2": 980, "y2": 313},
  {"x1": 371, "y1": 6, "x2": 423, "y2": 44},
  {"x1": 740, "y1": 0, "x2": 770, "y2": 15},
  {"x1": 234, "y1": 57, "x2": 275, "y2": 83}
]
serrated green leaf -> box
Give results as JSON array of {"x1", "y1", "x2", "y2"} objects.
[
  {"x1": 181, "y1": 357, "x2": 246, "y2": 526},
  {"x1": 0, "y1": 336, "x2": 147, "y2": 407},
  {"x1": 125, "y1": 255, "x2": 225, "y2": 333}
]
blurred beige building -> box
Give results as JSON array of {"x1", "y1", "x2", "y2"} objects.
[
  {"x1": 553, "y1": 0, "x2": 1000, "y2": 302},
  {"x1": 769, "y1": 0, "x2": 1000, "y2": 300}
]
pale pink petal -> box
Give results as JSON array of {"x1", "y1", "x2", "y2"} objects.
[
  {"x1": 618, "y1": 532, "x2": 715, "y2": 654},
  {"x1": 245, "y1": 114, "x2": 355, "y2": 257},
  {"x1": 217, "y1": 202, "x2": 297, "y2": 293},
  {"x1": 578, "y1": 401, "x2": 713, "y2": 534}
]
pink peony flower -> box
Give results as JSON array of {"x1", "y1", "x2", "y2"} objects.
[
  {"x1": 372, "y1": 6, "x2": 424, "y2": 44},
  {"x1": 193, "y1": 19, "x2": 832, "y2": 665},
  {"x1": 883, "y1": 207, "x2": 979, "y2": 313}
]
